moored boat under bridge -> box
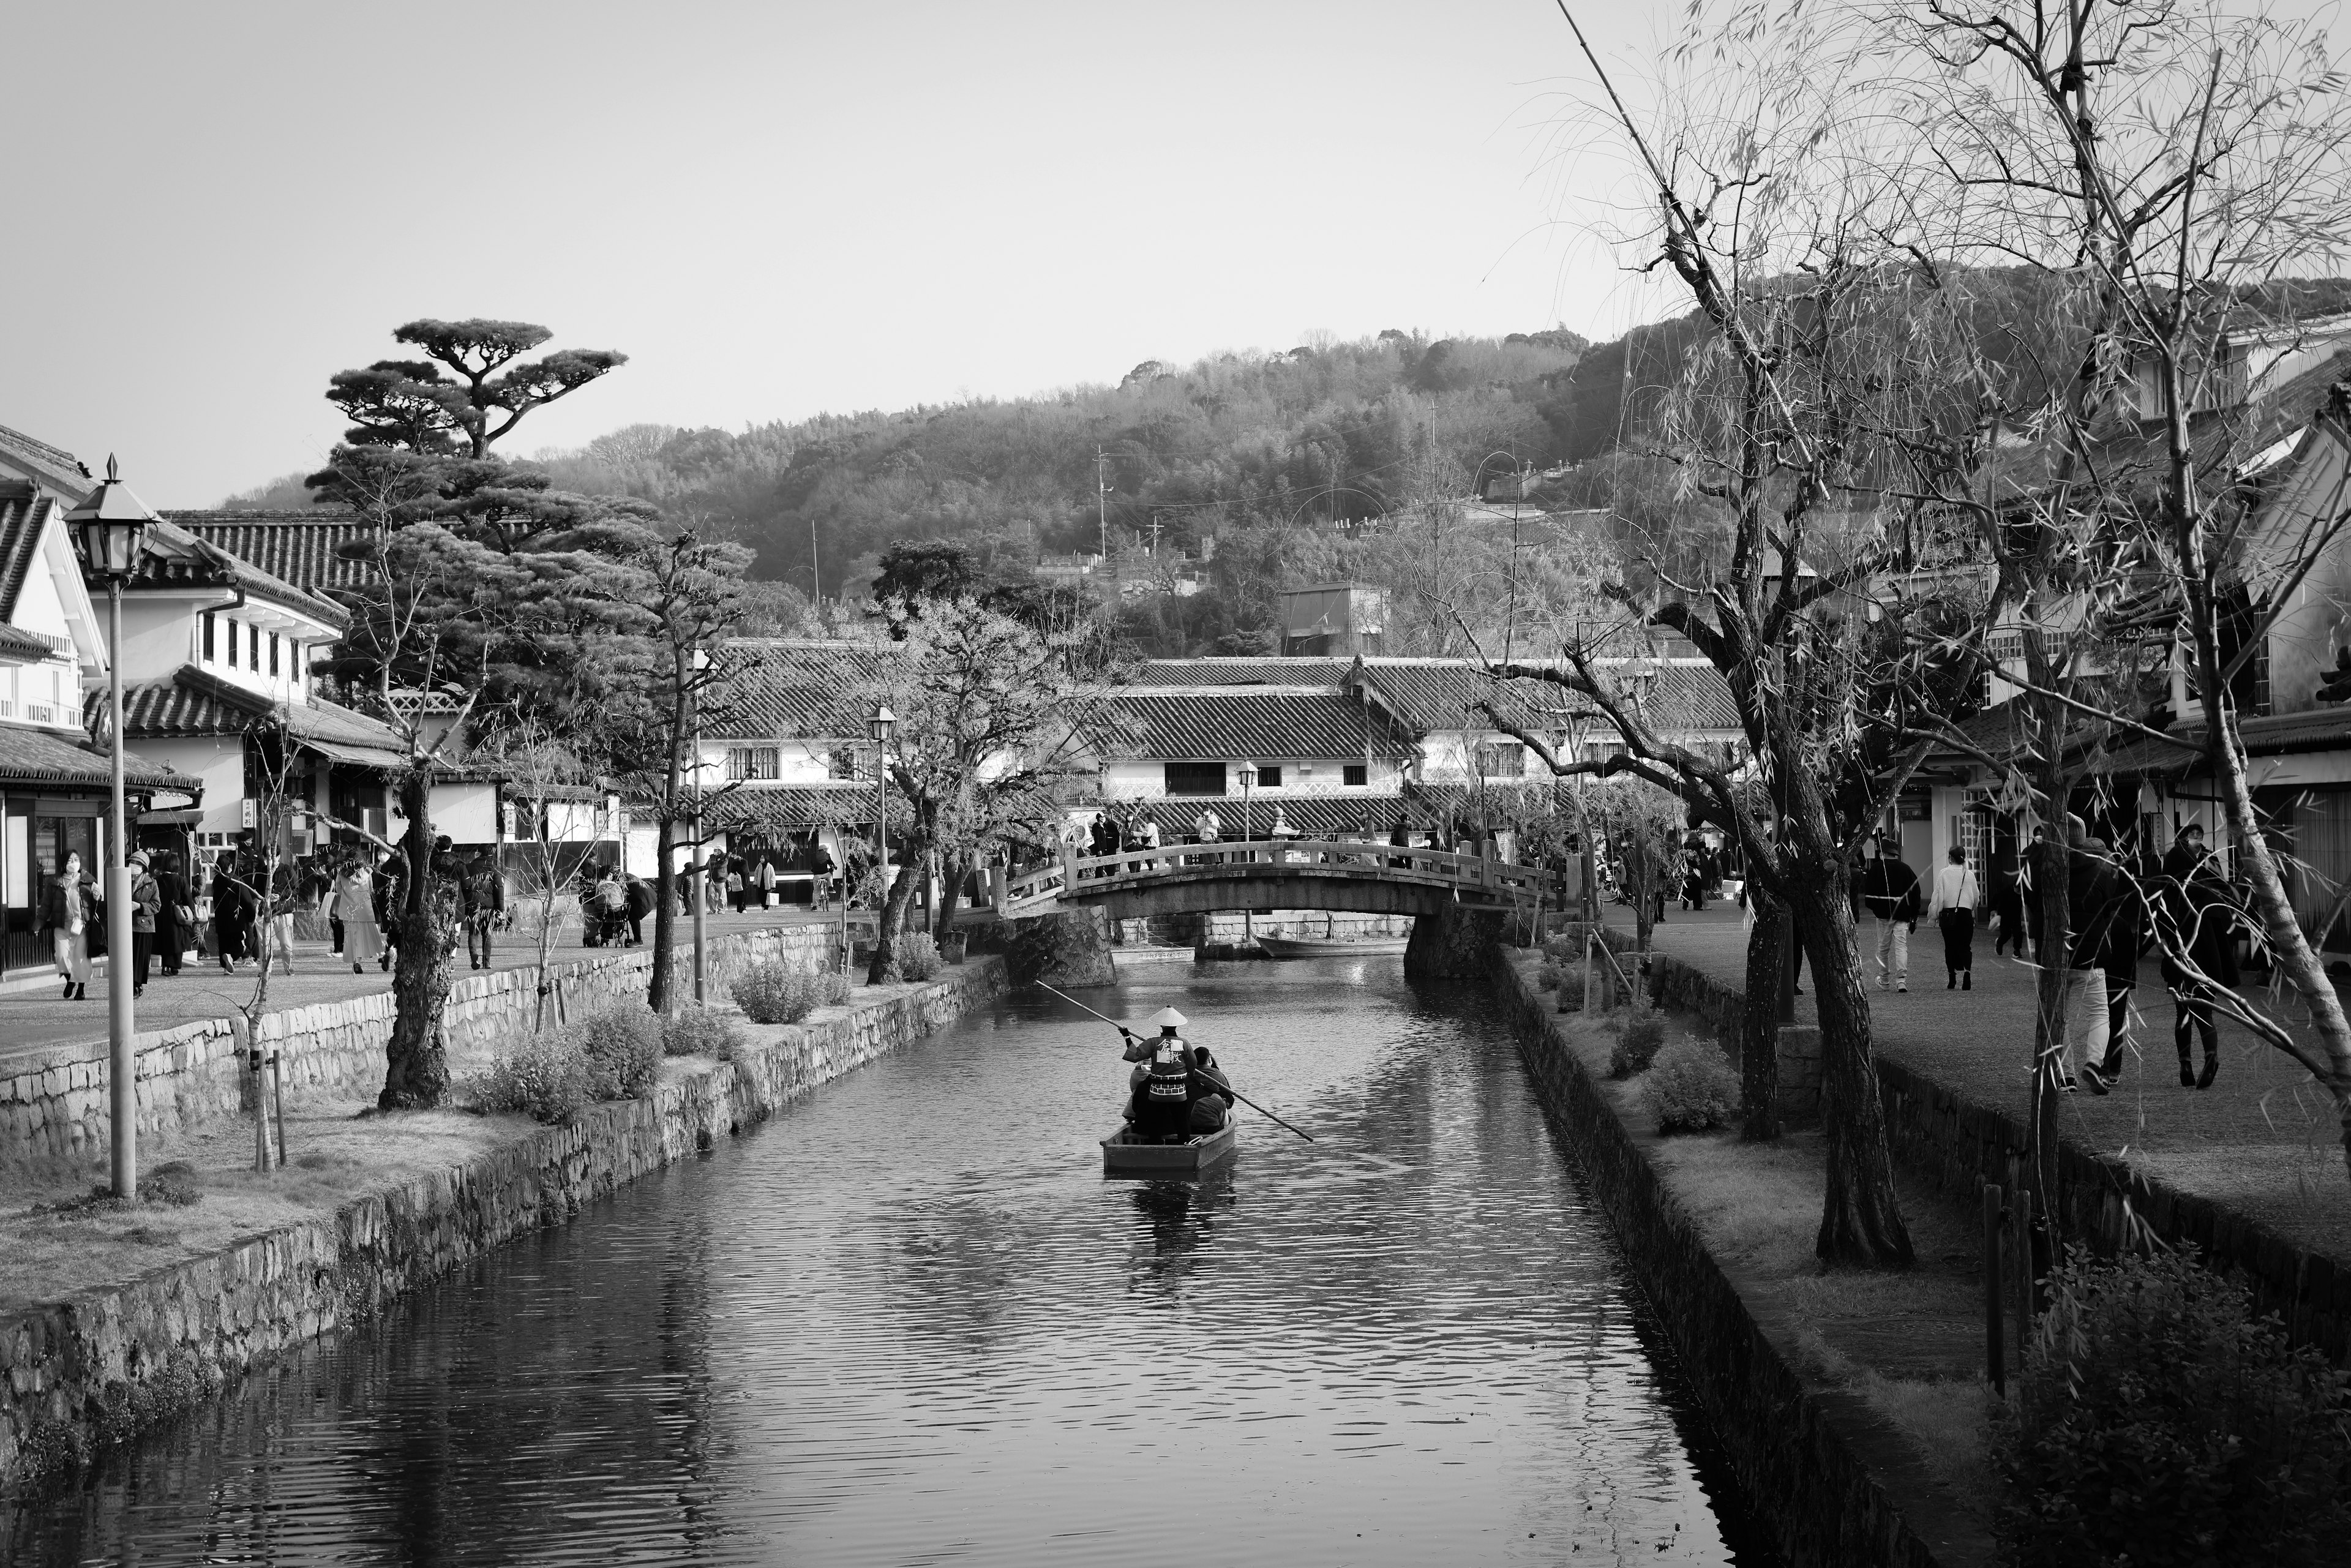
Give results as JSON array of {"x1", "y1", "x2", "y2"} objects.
[{"x1": 977, "y1": 837, "x2": 1559, "y2": 923}]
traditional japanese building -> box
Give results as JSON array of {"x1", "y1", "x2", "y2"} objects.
[{"x1": 0, "y1": 429, "x2": 199, "y2": 984}]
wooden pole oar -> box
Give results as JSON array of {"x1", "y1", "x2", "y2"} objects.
[{"x1": 1035, "y1": 980, "x2": 1317, "y2": 1143}]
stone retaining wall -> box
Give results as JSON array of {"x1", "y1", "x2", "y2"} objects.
[
  {"x1": 1637, "y1": 947, "x2": 2351, "y2": 1362},
  {"x1": 0, "y1": 955, "x2": 1007, "y2": 1494},
  {"x1": 1, "y1": 925, "x2": 836, "y2": 1165},
  {"x1": 1495, "y1": 953, "x2": 1952, "y2": 1567}
]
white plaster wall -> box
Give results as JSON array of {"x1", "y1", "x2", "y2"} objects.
[
  {"x1": 1098, "y1": 757, "x2": 1407, "y2": 802},
  {"x1": 140, "y1": 737, "x2": 247, "y2": 835}
]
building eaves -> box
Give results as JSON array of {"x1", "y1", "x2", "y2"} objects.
[
  {"x1": 0, "y1": 484, "x2": 54, "y2": 623},
  {"x1": 0, "y1": 721, "x2": 191, "y2": 793},
  {"x1": 1108, "y1": 686, "x2": 1419, "y2": 763},
  {"x1": 163, "y1": 509, "x2": 374, "y2": 597},
  {"x1": 122, "y1": 520, "x2": 351, "y2": 631},
  {"x1": 0, "y1": 424, "x2": 94, "y2": 500}
]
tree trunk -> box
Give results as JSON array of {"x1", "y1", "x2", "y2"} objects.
[
  {"x1": 648, "y1": 814, "x2": 677, "y2": 1015},
  {"x1": 866, "y1": 852, "x2": 922, "y2": 984},
  {"x1": 1741, "y1": 893, "x2": 1787, "y2": 1141},
  {"x1": 1791, "y1": 873, "x2": 1915, "y2": 1269},
  {"x1": 939, "y1": 848, "x2": 968, "y2": 935},
  {"x1": 1627, "y1": 836, "x2": 1657, "y2": 953},
  {"x1": 380, "y1": 770, "x2": 453, "y2": 1109},
  {"x1": 2210, "y1": 717, "x2": 2351, "y2": 1176},
  {"x1": 2027, "y1": 827, "x2": 2071, "y2": 1259}
]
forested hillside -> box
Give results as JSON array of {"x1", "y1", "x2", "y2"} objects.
[{"x1": 216, "y1": 272, "x2": 2351, "y2": 657}]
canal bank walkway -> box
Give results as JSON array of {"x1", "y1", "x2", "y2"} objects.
[
  {"x1": 1635, "y1": 903, "x2": 2351, "y2": 1267},
  {"x1": 0, "y1": 907, "x2": 849, "y2": 1063}
]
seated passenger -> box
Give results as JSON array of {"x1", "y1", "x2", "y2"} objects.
[{"x1": 1187, "y1": 1045, "x2": 1231, "y2": 1133}]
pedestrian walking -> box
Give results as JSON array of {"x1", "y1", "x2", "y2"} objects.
[
  {"x1": 1859, "y1": 835, "x2": 1922, "y2": 992},
  {"x1": 2091, "y1": 852, "x2": 2148, "y2": 1086},
  {"x1": 212, "y1": 850, "x2": 251, "y2": 972},
  {"x1": 1928, "y1": 844, "x2": 1981, "y2": 989},
  {"x1": 2158, "y1": 822, "x2": 2240, "y2": 1089},
  {"x1": 334, "y1": 860, "x2": 383, "y2": 974},
  {"x1": 40, "y1": 850, "x2": 95, "y2": 1000},
  {"x1": 2060, "y1": 822, "x2": 2121, "y2": 1093},
  {"x1": 154, "y1": 849, "x2": 189, "y2": 977},
  {"x1": 127, "y1": 850, "x2": 160, "y2": 997},
  {"x1": 261, "y1": 858, "x2": 298, "y2": 977},
  {"x1": 464, "y1": 849, "x2": 503, "y2": 969}
]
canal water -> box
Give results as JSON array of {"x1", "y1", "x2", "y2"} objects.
[{"x1": 12, "y1": 960, "x2": 1773, "y2": 1566}]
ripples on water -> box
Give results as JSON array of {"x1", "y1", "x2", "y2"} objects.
[{"x1": 12, "y1": 960, "x2": 1773, "y2": 1566}]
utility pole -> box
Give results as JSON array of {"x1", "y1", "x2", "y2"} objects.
[
  {"x1": 1097, "y1": 448, "x2": 1108, "y2": 563},
  {"x1": 809, "y1": 517, "x2": 822, "y2": 605}
]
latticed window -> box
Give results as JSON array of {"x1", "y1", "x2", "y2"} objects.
[
  {"x1": 1474, "y1": 742, "x2": 1525, "y2": 778},
  {"x1": 727, "y1": 747, "x2": 781, "y2": 782},
  {"x1": 1343, "y1": 764, "x2": 1368, "y2": 787}
]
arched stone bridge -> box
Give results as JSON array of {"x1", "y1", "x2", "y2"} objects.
[{"x1": 986, "y1": 838, "x2": 1557, "y2": 923}]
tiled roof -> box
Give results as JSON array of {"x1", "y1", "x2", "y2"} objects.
[
  {"x1": 0, "y1": 483, "x2": 56, "y2": 623},
  {"x1": 163, "y1": 510, "x2": 374, "y2": 595},
  {"x1": 0, "y1": 625, "x2": 50, "y2": 661},
  {"x1": 2093, "y1": 705, "x2": 2351, "y2": 777},
  {"x1": 0, "y1": 722, "x2": 190, "y2": 793},
  {"x1": 710, "y1": 639, "x2": 895, "y2": 740},
  {"x1": 114, "y1": 665, "x2": 408, "y2": 765},
  {"x1": 1132, "y1": 656, "x2": 1742, "y2": 735},
  {"x1": 706, "y1": 784, "x2": 879, "y2": 832},
  {"x1": 0, "y1": 424, "x2": 94, "y2": 499},
  {"x1": 120, "y1": 520, "x2": 350, "y2": 631},
  {"x1": 1108, "y1": 686, "x2": 1419, "y2": 763}
]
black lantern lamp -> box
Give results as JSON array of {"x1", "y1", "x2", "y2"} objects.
[{"x1": 66, "y1": 455, "x2": 157, "y2": 579}]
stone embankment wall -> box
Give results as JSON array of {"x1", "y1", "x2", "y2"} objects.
[
  {"x1": 1638, "y1": 948, "x2": 2351, "y2": 1362},
  {"x1": 0, "y1": 956, "x2": 1006, "y2": 1495},
  {"x1": 1495, "y1": 953, "x2": 1951, "y2": 1568},
  {"x1": 2, "y1": 926, "x2": 835, "y2": 1166}
]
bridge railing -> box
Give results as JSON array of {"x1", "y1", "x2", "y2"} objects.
[{"x1": 991, "y1": 836, "x2": 1558, "y2": 915}]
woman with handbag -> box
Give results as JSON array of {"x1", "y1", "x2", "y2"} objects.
[{"x1": 40, "y1": 850, "x2": 96, "y2": 1000}]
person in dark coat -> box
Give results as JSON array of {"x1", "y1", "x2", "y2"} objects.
[
  {"x1": 40, "y1": 850, "x2": 96, "y2": 999},
  {"x1": 2063, "y1": 826, "x2": 2123, "y2": 1093},
  {"x1": 463, "y1": 849, "x2": 503, "y2": 970},
  {"x1": 153, "y1": 848, "x2": 187, "y2": 977},
  {"x1": 2158, "y1": 823, "x2": 2240, "y2": 1089},
  {"x1": 2090, "y1": 852, "x2": 2147, "y2": 1087},
  {"x1": 623, "y1": 872, "x2": 653, "y2": 945},
  {"x1": 2019, "y1": 824, "x2": 2051, "y2": 962},
  {"x1": 1858, "y1": 836, "x2": 1923, "y2": 992},
  {"x1": 212, "y1": 850, "x2": 251, "y2": 973},
  {"x1": 372, "y1": 849, "x2": 407, "y2": 971}
]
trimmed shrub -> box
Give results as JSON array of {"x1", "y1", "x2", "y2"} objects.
[
  {"x1": 662, "y1": 1002, "x2": 746, "y2": 1060},
  {"x1": 732, "y1": 960, "x2": 852, "y2": 1024},
  {"x1": 1638, "y1": 1038, "x2": 1741, "y2": 1131},
  {"x1": 580, "y1": 1000, "x2": 663, "y2": 1100},
  {"x1": 1997, "y1": 1248, "x2": 2351, "y2": 1567},
  {"x1": 1608, "y1": 1010, "x2": 1667, "y2": 1078},
  {"x1": 470, "y1": 1033, "x2": 591, "y2": 1123},
  {"x1": 145, "y1": 1160, "x2": 203, "y2": 1207},
  {"x1": 1535, "y1": 959, "x2": 1561, "y2": 992},
  {"x1": 892, "y1": 932, "x2": 942, "y2": 982}
]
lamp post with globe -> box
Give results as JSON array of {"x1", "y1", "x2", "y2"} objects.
[{"x1": 65, "y1": 457, "x2": 157, "y2": 1199}]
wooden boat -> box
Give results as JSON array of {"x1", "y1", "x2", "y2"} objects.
[
  {"x1": 1258, "y1": 934, "x2": 1409, "y2": 959},
  {"x1": 1101, "y1": 1120, "x2": 1239, "y2": 1177}
]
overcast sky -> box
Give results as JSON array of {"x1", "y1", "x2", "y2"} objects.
[{"x1": 0, "y1": 1, "x2": 1698, "y2": 506}]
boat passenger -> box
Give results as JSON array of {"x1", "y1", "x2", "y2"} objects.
[{"x1": 1188, "y1": 1045, "x2": 1232, "y2": 1133}]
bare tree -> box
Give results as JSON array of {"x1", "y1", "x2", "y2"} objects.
[{"x1": 1892, "y1": 0, "x2": 2351, "y2": 1176}]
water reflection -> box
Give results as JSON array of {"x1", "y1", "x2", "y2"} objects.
[{"x1": 10, "y1": 961, "x2": 1773, "y2": 1567}]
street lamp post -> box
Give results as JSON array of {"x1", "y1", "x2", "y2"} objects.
[
  {"x1": 66, "y1": 457, "x2": 156, "y2": 1201},
  {"x1": 869, "y1": 703, "x2": 895, "y2": 928},
  {"x1": 689, "y1": 643, "x2": 708, "y2": 1006},
  {"x1": 1237, "y1": 761, "x2": 1258, "y2": 947}
]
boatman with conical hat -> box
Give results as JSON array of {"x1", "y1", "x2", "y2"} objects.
[{"x1": 1121, "y1": 1007, "x2": 1198, "y2": 1144}]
